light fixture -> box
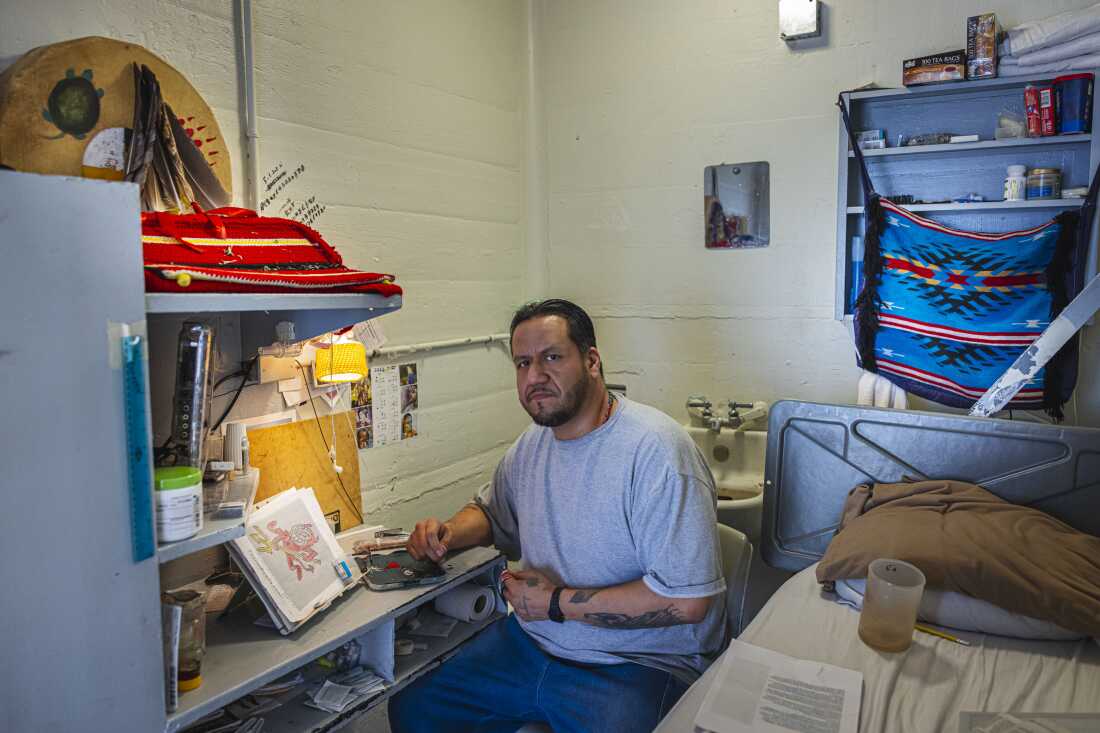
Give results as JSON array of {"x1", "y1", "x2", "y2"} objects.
[{"x1": 313, "y1": 341, "x2": 368, "y2": 383}]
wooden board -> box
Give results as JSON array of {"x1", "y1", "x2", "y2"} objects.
[{"x1": 246, "y1": 412, "x2": 362, "y2": 532}]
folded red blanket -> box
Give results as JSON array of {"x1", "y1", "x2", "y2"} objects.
[{"x1": 142, "y1": 206, "x2": 401, "y2": 296}]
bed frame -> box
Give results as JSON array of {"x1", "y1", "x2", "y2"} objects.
[{"x1": 761, "y1": 401, "x2": 1100, "y2": 572}]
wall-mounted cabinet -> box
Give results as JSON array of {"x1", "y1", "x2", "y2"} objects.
[{"x1": 836, "y1": 70, "x2": 1100, "y2": 319}]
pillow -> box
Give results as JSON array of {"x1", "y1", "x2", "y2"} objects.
[
  {"x1": 833, "y1": 578, "x2": 1084, "y2": 640},
  {"x1": 816, "y1": 479, "x2": 1100, "y2": 638}
]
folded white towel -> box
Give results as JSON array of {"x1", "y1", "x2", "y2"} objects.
[
  {"x1": 1002, "y1": 2, "x2": 1100, "y2": 57},
  {"x1": 999, "y1": 51, "x2": 1100, "y2": 76},
  {"x1": 1018, "y1": 31, "x2": 1100, "y2": 66},
  {"x1": 856, "y1": 370, "x2": 907, "y2": 409}
]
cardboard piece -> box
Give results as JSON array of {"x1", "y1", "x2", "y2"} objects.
[{"x1": 246, "y1": 412, "x2": 362, "y2": 532}]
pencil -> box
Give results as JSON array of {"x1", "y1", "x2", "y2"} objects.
[{"x1": 915, "y1": 623, "x2": 971, "y2": 646}]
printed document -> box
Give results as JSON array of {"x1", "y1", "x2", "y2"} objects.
[{"x1": 694, "y1": 640, "x2": 862, "y2": 733}]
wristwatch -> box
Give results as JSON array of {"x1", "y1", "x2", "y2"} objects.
[{"x1": 548, "y1": 586, "x2": 565, "y2": 623}]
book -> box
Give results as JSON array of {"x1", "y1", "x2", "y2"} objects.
[{"x1": 227, "y1": 487, "x2": 357, "y2": 635}]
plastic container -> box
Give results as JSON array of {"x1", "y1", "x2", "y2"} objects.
[
  {"x1": 1026, "y1": 168, "x2": 1062, "y2": 200},
  {"x1": 155, "y1": 466, "x2": 203, "y2": 543},
  {"x1": 1004, "y1": 164, "x2": 1027, "y2": 202},
  {"x1": 858, "y1": 559, "x2": 926, "y2": 653},
  {"x1": 164, "y1": 589, "x2": 207, "y2": 692},
  {"x1": 1055, "y1": 72, "x2": 1094, "y2": 134}
]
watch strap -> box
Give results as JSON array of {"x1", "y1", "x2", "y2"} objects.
[{"x1": 548, "y1": 586, "x2": 565, "y2": 623}]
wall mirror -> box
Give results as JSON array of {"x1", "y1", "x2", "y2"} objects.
[{"x1": 704, "y1": 162, "x2": 770, "y2": 249}]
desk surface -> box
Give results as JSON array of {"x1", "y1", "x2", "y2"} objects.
[{"x1": 167, "y1": 546, "x2": 502, "y2": 732}]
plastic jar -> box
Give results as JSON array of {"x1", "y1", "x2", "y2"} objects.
[
  {"x1": 1026, "y1": 168, "x2": 1062, "y2": 200},
  {"x1": 1004, "y1": 164, "x2": 1027, "y2": 201},
  {"x1": 155, "y1": 466, "x2": 203, "y2": 543},
  {"x1": 1055, "y1": 73, "x2": 1094, "y2": 134}
]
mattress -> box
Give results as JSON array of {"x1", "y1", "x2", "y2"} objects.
[{"x1": 655, "y1": 566, "x2": 1100, "y2": 733}]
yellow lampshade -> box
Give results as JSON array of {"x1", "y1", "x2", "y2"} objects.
[{"x1": 314, "y1": 342, "x2": 368, "y2": 383}]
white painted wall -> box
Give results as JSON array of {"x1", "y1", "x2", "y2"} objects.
[
  {"x1": 4, "y1": 0, "x2": 1099, "y2": 537},
  {"x1": 535, "y1": 0, "x2": 1100, "y2": 428},
  {"x1": 0, "y1": 0, "x2": 533, "y2": 528}
]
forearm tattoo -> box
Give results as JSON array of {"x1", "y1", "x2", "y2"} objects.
[
  {"x1": 583, "y1": 605, "x2": 684, "y2": 629},
  {"x1": 568, "y1": 588, "x2": 602, "y2": 604}
]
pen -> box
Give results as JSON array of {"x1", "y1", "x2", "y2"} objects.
[{"x1": 915, "y1": 623, "x2": 971, "y2": 646}]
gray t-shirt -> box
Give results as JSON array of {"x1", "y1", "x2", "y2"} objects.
[{"x1": 475, "y1": 395, "x2": 726, "y2": 683}]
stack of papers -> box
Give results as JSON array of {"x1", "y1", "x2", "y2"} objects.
[
  {"x1": 304, "y1": 667, "x2": 387, "y2": 714},
  {"x1": 227, "y1": 488, "x2": 357, "y2": 635},
  {"x1": 695, "y1": 641, "x2": 862, "y2": 733}
]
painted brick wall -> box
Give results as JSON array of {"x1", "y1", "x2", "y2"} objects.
[
  {"x1": 535, "y1": 0, "x2": 1100, "y2": 427},
  {"x1": 0, "y1": 0, "x2": 533, "y2": 528}
]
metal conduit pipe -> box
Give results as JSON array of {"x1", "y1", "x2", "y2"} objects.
[
  {"x1": 367, "y1": 333, "x2": 510, "y2": 359},
  {"x1": 234, "y1": 0, "x2": 259, "y2": 211}
]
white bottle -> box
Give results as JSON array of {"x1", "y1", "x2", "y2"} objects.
[{"x1": 1004, "y1": 164, "x2": 1027, "y2": 201}]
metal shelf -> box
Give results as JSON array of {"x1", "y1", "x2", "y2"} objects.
[
  {"x1": 156, "y1": 470, "x2": 259, "y2": 564},
  {"x1": 850, "y1": 135, "x2": 1091, "y2": 158},
  {"x1": 848, "y1": 71, "x2": 1093, "y2": 101},
  {"x1": 145, "y1": 292, "x2": 401, "y2": 315},
  {"x1": 259, "y1": 612, "x2": 505, "y2": 733},
  {"x1": 146, "y1": 292, "x2": 401, "y2": 353},
  {"x1": 165, "y1": 547, "x2": 502, "y2": 732},
  {"x1": 846, "y1": 199, "x2": 1084, "y2": 214}
]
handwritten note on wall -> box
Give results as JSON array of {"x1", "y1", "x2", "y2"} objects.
[{"x1": 260, "y1": 162, "x2": 327, "y2": 228}]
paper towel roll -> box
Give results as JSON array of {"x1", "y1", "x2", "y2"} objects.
[
  {"x1": 225, "y1": 422, "x2": 247, "y2": 470},
  {"x1": 433, "y1": 583, "x2": 494, "y2": 623}
]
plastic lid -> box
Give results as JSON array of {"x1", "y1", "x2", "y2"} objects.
[
  {"x1": 177, "y1": 674, "x2": 203, "y2": 692},
  {"x1": 154, "y1": 466, "x2": 202, "y2": 490},
  {"x1": 1054, "y1": 73, "x2": 1094, "y2": 83},
  {"x1": 1007, "y1": 165, "x2": 1026, "y2": 176}
]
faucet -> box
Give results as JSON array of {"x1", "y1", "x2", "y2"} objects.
[{"x1": 687, "y1": 395, "x2": 769, "y2": 432}]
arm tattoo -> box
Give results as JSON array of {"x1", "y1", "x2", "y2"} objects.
[
  {"x1": 583, "y1": 605, "x2": 684, "y2": 629},
  {"x1": 525, "y1": 577, "x2": 541, "y2": 588},
  {"x1": 569, "y1": 589, "x2": 602, "y2": 604}
]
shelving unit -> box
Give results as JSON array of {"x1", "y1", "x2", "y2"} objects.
[
  {"x1": 835, "y1": 69, "x2": 1100, "y2": 318},
  {"x1": 166, "y1": 547, "x2": 503, "y2": 732},
  {"x1": 260, "y1": 605, "x2": 504, "y2": 733},
  {"x1": 849, "y1": 134, "x2": 1091, "y2": 158},
  {"x1": 845, "y1": 199, "x2": 1083, "y2": 214}
]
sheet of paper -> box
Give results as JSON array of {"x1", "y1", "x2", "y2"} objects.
[
  {"x1": 353, "y1": 319, "x2": 387, "y2": 351},
  {"x1": 694, "y1": 640, "x2": 862, "y2": 733},
  {"x1": 278, "y1": 376, "x2": 304, "y2": 393},
  {"x1": 370, "y1": 364, "x2": 402, "y2": 446}
]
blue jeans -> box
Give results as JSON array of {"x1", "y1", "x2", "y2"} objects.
[{"x1": 388, "y1": 615, "x2": 688, "y2": 733}]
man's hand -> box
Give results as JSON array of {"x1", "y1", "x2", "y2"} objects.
[
  {"x1": 406, "y1": 518, "x2": 453, "y2": 562},
  {"x1": 501, "y1": 568, "x2": 556, "y2": 622}
]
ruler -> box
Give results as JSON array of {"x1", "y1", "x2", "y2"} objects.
[{"x1": 122, "y1": 334, "x2": 156, "y2": 562}]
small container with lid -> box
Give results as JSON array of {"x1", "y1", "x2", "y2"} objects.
[
  {"x1": 1004, "y1": 164, "x2": 1027, "y2": 201},
  {"x1": 155, "y1": 466, "x2": 203, "y2": 543},
  {"x1": 1026, "y1": 168, "x2": 1062, "y2": 200}
]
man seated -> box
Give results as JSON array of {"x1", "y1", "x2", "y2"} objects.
[{"x1": 389, "y1": 299, "x2": 726, "y2": 733}]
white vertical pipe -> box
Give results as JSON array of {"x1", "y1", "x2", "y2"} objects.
[
  {"x1": 523, "y1": 0, "x2": 548, "y2": 300},
  {"x1": 234, "y1": 0, "x2": 259, "y2": 211}
]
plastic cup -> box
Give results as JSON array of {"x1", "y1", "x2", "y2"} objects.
[{"x1": 858, "y1": 559, "x2": 925, "y2": 652}]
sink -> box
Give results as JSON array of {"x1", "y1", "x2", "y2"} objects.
[
  {"x1": 684, "y1": 426, "x2": 766, "y2": 543},
  {"x1": 686, "y1": 425, "x2": 790, "y2": 626}
]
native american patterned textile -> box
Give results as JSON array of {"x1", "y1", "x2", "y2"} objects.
[{"x1": 855, "y1": 198, "x2": 1078, "y2": 413}]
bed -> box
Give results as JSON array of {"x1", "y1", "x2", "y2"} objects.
[{"x1": 656, "y1": 401, "x2": 1100, "y2": 733}]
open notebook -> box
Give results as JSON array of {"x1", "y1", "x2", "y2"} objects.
[{"x1": 227, "y1": 487, "x2": 357, "y2": 634}]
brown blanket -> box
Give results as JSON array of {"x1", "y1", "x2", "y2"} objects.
[{"x1": 816, "y1": 479, "x2": 1100, "y2": 638}]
